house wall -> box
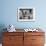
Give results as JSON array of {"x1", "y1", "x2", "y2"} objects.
[{"x1": 0, "y1": 0, "x2": 46, "y2": 44}]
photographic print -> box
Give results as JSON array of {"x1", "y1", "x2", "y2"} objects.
[{"x1": 17, "y1": 7, "x2": 35, "y2": 21}]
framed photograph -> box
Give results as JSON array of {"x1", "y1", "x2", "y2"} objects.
[{"x1": 17, "y1": 7, "x2": 35, "y2": 21}]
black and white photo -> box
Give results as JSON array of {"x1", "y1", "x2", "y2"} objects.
[{"x1": 18, "y1": 7, "x2": 35, "y2": 21}]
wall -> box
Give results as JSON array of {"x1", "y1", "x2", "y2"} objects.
[{"x1": 0, "y1": 0, "x2": 46, "y2": 30}]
